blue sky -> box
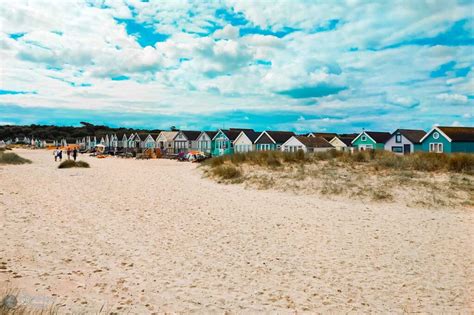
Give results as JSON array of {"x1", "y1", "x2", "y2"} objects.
[{"x1": 0, "y1": 0, "x2": 473, "y2": 132}]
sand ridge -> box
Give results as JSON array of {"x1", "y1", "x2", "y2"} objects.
[{"x1": 0, "y1": 149, "x2": 473, "y2": 313}]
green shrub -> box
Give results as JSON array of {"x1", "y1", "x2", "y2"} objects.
[
  {"x1": 0, "y1": 152, "x2": 31, "y2": 165},
  {"x1": 212, "y1": 164, "x2": 241, "y2": 179},
  {"x1": 448, "y1": 153, "x2": 474, "y2": 173},
  {"x1": 58, "y1": 160, "x2": 90, "y2": 169}
]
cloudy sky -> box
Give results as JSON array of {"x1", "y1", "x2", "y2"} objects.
[{"x1": 0, "y1": 0, "x2": 473, "y2": 132}]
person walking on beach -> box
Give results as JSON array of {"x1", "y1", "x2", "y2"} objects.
[
  {"x1": 57, "y1": 149, "x2": 63, "y2": 161},
  {"x1": 72, "y1": 148, "x2": 78, "y2": 161},
  {"x1": 54, "y1": 147, "x2": 59, "y2": 162},
  {"x1": 67, "y1": 148, "x2": 71, "y2": 160}
]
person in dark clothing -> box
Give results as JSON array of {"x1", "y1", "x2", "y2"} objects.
[
  {"x1": 72, "y1": 148, "x2": 78, "y2": 161},
  {"x1": 67, "y1": 148, "x2": 71, "y2": 160},
  {"x1": 57, "y1": 149, "x2": 63, "y2": 161}
]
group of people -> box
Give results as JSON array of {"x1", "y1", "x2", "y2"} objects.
[{"x1": 54, "y1": 147, "x2": 78, "y2": 162}]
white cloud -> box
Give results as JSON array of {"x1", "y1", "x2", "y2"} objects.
[
  {"x1": 214, "y1": 24, "x2": 239, "y2": 39},
  {"x1": 435, "y1": 93, "x2": 468, "y2": 104},
  {"x1": 0, "y1": 0, "x2": 473, "y2": 130}
]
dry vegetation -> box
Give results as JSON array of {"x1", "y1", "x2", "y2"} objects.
[
  {"x1": 57, "y1": 160, "x2": 90, "y2": 169},
  {"x1": 0, "y1": 149, "x2": 31, "y2": 165},
  {"x1": 0, "y1": 289, "x2": 59, "y2": 315},
  {"x1": 203, "y1": 150, "x2": 474, "y2": 208}
]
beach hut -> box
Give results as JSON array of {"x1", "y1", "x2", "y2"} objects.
[
  {"x1": 120, "y1": 134, "x2": 128, "y2": 149},
  {"x1": 329, "y1": 134, "x2": 357, "y2": 151},
  {"x1": 0, "y1": 140, "x2": 5, "y2": 148},
  {"x1": 124, "y1": 133, "x2": 140, "y2": 151},
  {"x1": 137, "y1": 133, "x2": 157, "y2": 149},
  {"x1": 281, "y1": 135, "x2": 334, "y2": 152},
  {"x1": 233, "y1": 130, "x2": 260, "y2": 153},
  {"x1": 174, "y1": 130, "x2": 201, "y2": 153},
  {"x1": 196, "y1": 131, "x2": 217, "y2": 155},
  {"x1": 211, "y1": 129, "x2": 251, "y2": 156},
  {"x1": 104, "y1": 135, "x2": 110, "y2": 149},
  {"x1": 254, "y1": 131, "x2": 295, "y2": 151},
  {"x1": 420, "y1": 126, "x2": 474, "y2": 153},
  {"x1": 351, "y1": 131, "x2": 391, "y2": 150},
  {"x1": 156, "y1": 131, "x2": 178, "y2": 155},
  {"x1": 384, "y1": 129, "x2": 426, "y2": 154}
]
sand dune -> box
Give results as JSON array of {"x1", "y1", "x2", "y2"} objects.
[{"x1": 1, "y1": 149, "x2": 473, "y2": 313}]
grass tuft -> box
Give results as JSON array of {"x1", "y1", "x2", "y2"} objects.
[
  {"x1": 58, "y1": 160, "x2": 90, "y2": 169},
  {"x1": 447, "y1": 153, "x2": 474, "y2": 174},
  {"x1": 212, "y1": 164, "x2": 241, "y2": 179},
  {"x1": 1, "y1": 289, "x2": 59, "y2": 314},
  {"x1": 0, "y1": 151, "x2": 31, "y2": 165}
]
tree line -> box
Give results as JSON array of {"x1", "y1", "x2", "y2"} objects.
[{"x1": 0, "y1": 122, "x2": 160, "y2": 143}]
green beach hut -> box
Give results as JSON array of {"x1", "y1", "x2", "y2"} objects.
[
  {"x1": 211, "y1": 129, "x2": 252, "y2": 156},
  {"x1": 420, "y1": 126, "x2": 474, "y2": 153},
  {"x1": 351, "y1": 131, "x2": 391, "y2": 150}
]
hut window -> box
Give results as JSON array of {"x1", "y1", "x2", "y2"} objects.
[
  {"x1": 396, "y1": 134, "x2": 401, "y2": 143},
  {"x1": 430, "y1": 143, "x2": 443, "y2": 153}
]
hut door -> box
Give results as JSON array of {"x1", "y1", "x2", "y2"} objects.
[{"x1": 403, "y1": 144, "x2": 410, "y2": 154}]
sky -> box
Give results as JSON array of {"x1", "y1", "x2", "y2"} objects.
[{"x1": 0, "y1": 0, "x2": 473, "y2": 132}]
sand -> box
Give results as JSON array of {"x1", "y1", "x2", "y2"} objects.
[{"x1": 1, "y1": 149, "x2": 473, "y2": 313}]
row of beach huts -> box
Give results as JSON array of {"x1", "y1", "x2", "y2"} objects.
[
  {"x1": 72, "y1": 126, "x2": 473, "y2": 156},
  {"x1": 2, "y1": 126, "x2": 473, "y2": 156}
]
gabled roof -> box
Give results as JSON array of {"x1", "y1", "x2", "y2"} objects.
[
  {"x1": 198, "y1": 131, "x2": 218, "y2": 140},
  {"x1": 331, "y1": 134, "x2": 357, "y2": 146},
  {"x1": 392, "y1": 129, "x2": 426, "y2": 144},
  {"x1": 295, "y1": 136, "x2": 334, "y2": 148},
  {"x1": 139, "y1": 133, "x2": 159, "y2": 141},
  {"x1": 308, "y1": 132, "x2": 338, "y2": 141},
  {"x1": 352, "y1": 131, "x2": 391, "y2": 144},
  {"x1": 241, "y1": 129, "x2": 261, "y2": 143},
  {"x1": 135, "y1": 133, "x2": 147, "y2": 140},
  {"x1": 267, "y1": 131, "x2": 295, "y2": 143},
  {"x1": 180, "y1": 130, "x2": 201, "y2": 141},
  {"x1": 420, "y1": 126, "x2": 474, "y2": 143},
  {"x1": 365, "y1": 131, "x2": 391, "y2": 143},
  {"x1": 256, "y1": 130, "x2": 295, "y2": 144},
  {"x1": 217, "y1": 129, "x2": 245, "y2": 141},
  {"x1": 235, "y1": 129, "x2": 261, "y2": 143},
  {"x1": 157, "y1": 131, "x2": 178, "y2": 142},
  {"x1": 200, "y1": 131, "x2": 218, "y2": 139}
]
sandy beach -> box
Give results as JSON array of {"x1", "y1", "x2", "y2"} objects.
[{"x1": 1, "y1": 149, "x2": 473, "y2": 313}]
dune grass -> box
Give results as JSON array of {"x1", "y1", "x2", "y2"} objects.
[
  {"x1": 203, "y1": 150, "x2": 474, "y2": 207},
  {"x1": 211, "y1": 164, "x2": 242, "y2": 180},
  {"x1": 0, "y1": 151, "x2": 31, "y2": 165},
  {"x1": 58, "y1": 160, "x2": 90, "y2": 169},
  {"x1": 204, "y1": 150, "x2": 474, "y2": 174},
  {"x1": 1, "y1": 289, "x2": 59, "y2": 314}
]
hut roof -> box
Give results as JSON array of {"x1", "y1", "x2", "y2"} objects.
[{"x1": 296, "y1": 136, "x2": 334, "y2": 148}]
